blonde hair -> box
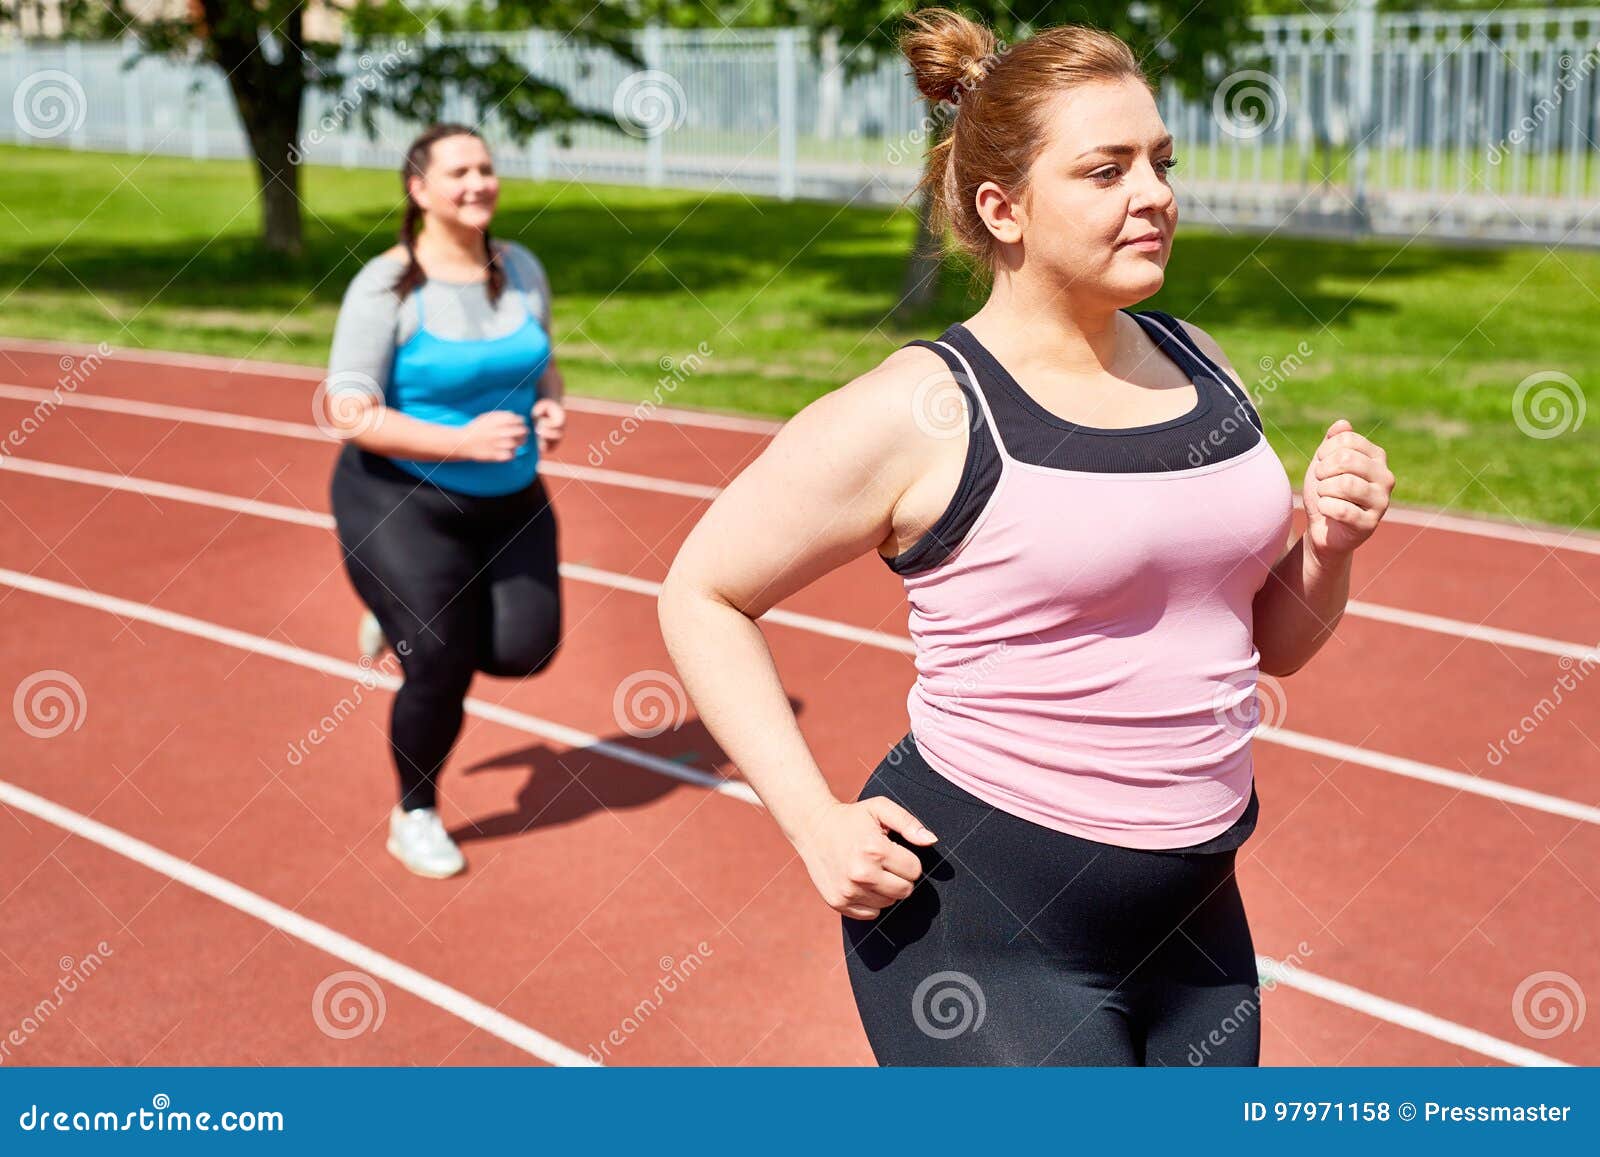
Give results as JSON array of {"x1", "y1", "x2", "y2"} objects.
[{"x1": 899, "y1": 7, "x2": 1152, "y2": 267}]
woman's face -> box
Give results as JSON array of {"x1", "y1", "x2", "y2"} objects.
[
  {"x1": 987, "y1": 77, "x2": 1178, "y2": 306},
  {"x1": 412, "y1": 133, "x2": 500, "y2": 232}
]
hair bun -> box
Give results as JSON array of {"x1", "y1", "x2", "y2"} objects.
[{"x1": 900, "y1": 7, "x2": 998, "y2": 106}]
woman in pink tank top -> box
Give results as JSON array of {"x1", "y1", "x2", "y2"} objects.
[{"x1": 659, "y1": 8, "x2": 1396, "y2": 1065}]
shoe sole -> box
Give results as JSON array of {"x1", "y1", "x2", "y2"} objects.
[{"x1": 386, "y1": 837, "x2": 465, "y2": 879}]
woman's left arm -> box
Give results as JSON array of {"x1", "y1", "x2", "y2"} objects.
[
  {"x1": 1178, "y1": 323, "x2": 1396, "y2": 678},
  {"x1": 1254, "y1": 419, "x2": 1395, "y2": 676},
  {"x1": 513, "y1": 242, "x2": 567, "y2": 451}
]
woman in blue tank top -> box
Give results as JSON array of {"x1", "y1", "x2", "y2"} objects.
[{"x1": 325, "y1": 123, "x2": 567, "y2": 879}]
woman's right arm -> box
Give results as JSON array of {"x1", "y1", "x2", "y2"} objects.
[
  {"x1": 321, "y1": 265, "x2": 527, "y2": 462},
  {"x1": 658, "y1": 347, "x2": 953, "y2": 921}
]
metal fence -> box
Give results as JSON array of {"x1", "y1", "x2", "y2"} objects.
[{"x1": 4, "y1": 6, "x2": 1599, "y2": 246}]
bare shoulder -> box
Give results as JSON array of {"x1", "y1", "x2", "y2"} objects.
[
  {"x1": 779, "y1": 343, "x2": 958, "y2": 457},
  {"x1": 377, "y1": 243, "x2": 408, "y2": 263}
]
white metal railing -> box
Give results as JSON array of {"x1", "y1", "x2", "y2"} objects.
[{"x1": 3, "y1": 9, "x2": 1598, "y2": 246}]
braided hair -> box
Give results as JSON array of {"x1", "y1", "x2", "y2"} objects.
[{"x1": 394, "y1": 123, "x2": 508, "y2": 307}]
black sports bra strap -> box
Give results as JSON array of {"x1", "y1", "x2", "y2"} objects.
[{"x1": 1134, "y1": 311, "x2": 1262, "y2": 432}]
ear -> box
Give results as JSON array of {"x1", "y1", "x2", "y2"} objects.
[
  {"x1": 973, "y1": 180, "x2": 1024, "y2": 245},
  {"x1": 406, "y1": 173, "x2": 429, "y2": 213}
]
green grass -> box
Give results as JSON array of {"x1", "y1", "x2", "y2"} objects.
[{"x1": 2, "y1": 142, "x2": 1597, "y2": 529}]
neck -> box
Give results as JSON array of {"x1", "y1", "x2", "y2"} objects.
[
  {"x1": 416, "y1": 218, "x2": 488, "y2": 264},
  {"x1": 968, "y1": 265, "x2": 1124, "y2": 373}
]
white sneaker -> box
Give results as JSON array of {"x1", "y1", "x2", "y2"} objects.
[
  {"x1": 358, "y1": 611, "x2": 387, "y2": 661},
  {"x1": 386, "y1": 806, "x2": 466, "y2": 878}
]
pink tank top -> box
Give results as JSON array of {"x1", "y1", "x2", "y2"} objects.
[{"x1": 897, "y1": 315, "x2": 1294, "y2": 850}]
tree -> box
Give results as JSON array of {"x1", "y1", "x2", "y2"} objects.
[
  {"x1": 0, "y1": 0, "x2": 648, "y2": 256},
  {"x1": 801, "y1": 1, "x2": 1257, "y2": 317}
]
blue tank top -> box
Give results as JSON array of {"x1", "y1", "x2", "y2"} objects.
[{"x1": 385, "y1": 258, "x2": 552, "y2": 496}]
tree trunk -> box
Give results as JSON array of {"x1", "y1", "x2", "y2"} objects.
[
  {"x1": 201, "y1": 0, "x2": 307, "y2": 256},
  {"x1": 895, "y1": 185, "x2": 943, "y2": 322},
  {"x1": 245, "y1": 110, "x2": 306, "y2": 256}
]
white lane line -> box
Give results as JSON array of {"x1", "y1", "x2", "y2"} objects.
[
  {"x1": 2, "y1": 470, "x2": 1597, "y2": 831},
  {"x1": 1257, "y1": 725, "x2": 1600, "y2": 826},
  {"x1": 0, "y1": 383, "x2": 725, "y2": 501},
  {"x1": 0, "y1": 455, "x2": 336, "y2": 528},
  {"x1": 15, "y1": 338, "x2": 1600, "y2": 555},
  {"x1": 0, "y1": 571, "x2": 1572, "y2": 1068},
  {"x1": 1346, "y1": 599, "x2": 1597, "y2": 663},
  {"x1": 0, "y1": 340, "x2": 784, "y2": 433},
  {"x1": 9, "y1": 449, "x2": 1596, "y2": 665},
  {"x1": 1255, "y1": 955, "x2": 1566, "y2": 1067},
  {"x1": 5, "y1": 457, "x2": 1596, "y2": 825},
  {"x1": 0, "y1": 777, "x2": 597, "y2": 1067},
  {"x1": 15, "y1": 367, "x2": 1600, "y2": 558},
  {"x1": 1290, "y1": 495, "x2": 1600, "y2": 559},
  {"x1": 0, "y1": 456, "x2": 901, "y2": 654},
  {"x1": 0, "y1": 566, "x2": 760, "y2": 807}
]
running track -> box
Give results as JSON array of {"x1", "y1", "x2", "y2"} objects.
[{"x1": 0, "y1": 338, "x2": 1596, "y2": 1067}]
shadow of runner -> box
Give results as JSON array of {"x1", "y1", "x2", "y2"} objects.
[{"x1": 446, "y1": 697, "x2": 803, "y2": 844}]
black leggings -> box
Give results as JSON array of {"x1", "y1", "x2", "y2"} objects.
[
  {"x1": 329, "y1": 445, "x2": 562, "y2": 811},
  {"x1": 844, "y1": 734, "x2": 1261, "y2": 1066}
]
